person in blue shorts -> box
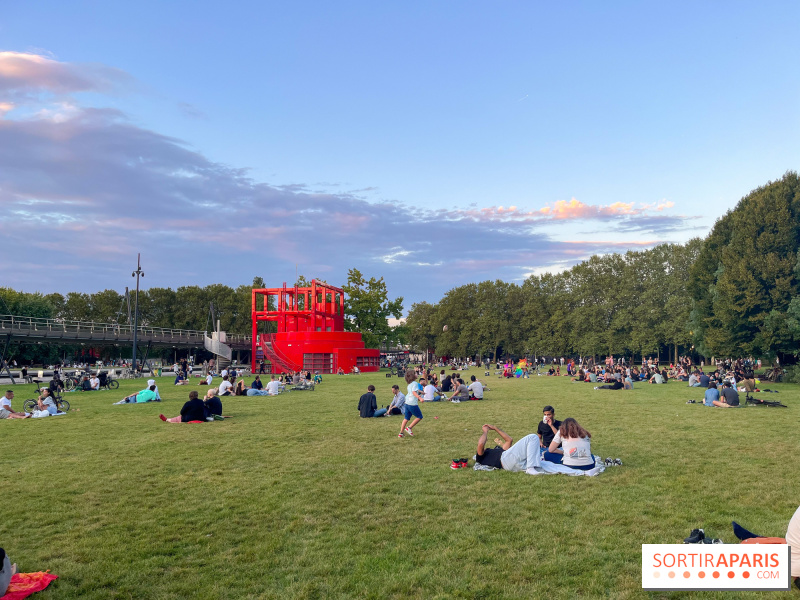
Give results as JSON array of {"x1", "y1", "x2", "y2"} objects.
[{"x1": 399, "y1": 370, "x2": 424, "y2": 438}]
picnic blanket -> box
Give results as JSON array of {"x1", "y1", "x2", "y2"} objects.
[
  {"x1": 473, "y1": 454, "x2": 606, "y2": 476},
  {"x1": 1, "y1": 572, "x2": 58, "y2": 600}
]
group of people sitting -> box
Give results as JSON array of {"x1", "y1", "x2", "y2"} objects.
[
  {"x1": 357, "y1": 373, "x2": 488, "y2": 418},
  {"x1": 0, "y1": 389, "x2": 61, "y2": 419},
  {"x1": 475, "y1": 406, "x2": 598, "y2": 473}
]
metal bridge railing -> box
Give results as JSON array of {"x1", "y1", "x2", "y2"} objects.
[{"x1": 0, "y1": 314, "x2": 251, "y2": 343}]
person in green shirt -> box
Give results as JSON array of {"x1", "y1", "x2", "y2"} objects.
[{"x1": 113, "y1": 385, "x2": 157, "y2": 404}]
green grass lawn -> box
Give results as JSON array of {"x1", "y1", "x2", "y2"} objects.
[{"x1": 1, "y1": 370, "x2": 798, "y2": 599}]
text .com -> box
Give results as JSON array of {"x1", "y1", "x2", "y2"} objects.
[{"x1": 642, "y1": 544, "x2": 791, "y2": 590}]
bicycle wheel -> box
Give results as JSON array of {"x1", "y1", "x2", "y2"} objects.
[
  {"x1": 23, "y1": 399, "x2": 37, "y2": 413},
  {"x1": 64, "y1": 378, "x2": 76, "y2": 392},
  {"x1": 109, "y1": 380, "x2": 119, "y2": 389},
  {"x1": 57, "y1": 399, "x2": 70, "y2": 413}
]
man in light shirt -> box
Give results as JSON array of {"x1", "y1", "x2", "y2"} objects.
[
  {"x1": 467, "y1": 375, "x2": 484, "y2": 400},
  {"x1": 218, "y1": 375, "x2": 233, "y2": 396},
  {"x1": 266, "y1": 375, "x2": 282, "y2": 395},
  {"x1": 90, "y1": 373, "x2": 101, "y2": 390}
]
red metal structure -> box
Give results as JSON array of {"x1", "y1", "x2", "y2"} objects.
[{"x1": 251, "y1": 280, "x2": 380, "y2": 374}]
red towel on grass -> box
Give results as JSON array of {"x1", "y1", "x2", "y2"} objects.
[{"x1": 2, "y1": 572, "x2": 58, "y2": 600}]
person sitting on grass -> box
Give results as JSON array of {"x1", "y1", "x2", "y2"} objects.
[
  {"x1": 358, "y1": 384, "x2": 386, "y2": 418},
  {"x1": 0, "y1": 390, "x2": 30, "y2": 419},
  {"x1": 114, "y1": 384, "x2": 157, "y2": 404},
  {"x1": 712, "y1": 381, "x2": 739, "y2": 407},
  {"x1": 537, "y1": 406, "x2": 561, "y2": 452},
  {"x1": 90, "y1": 373, "x2": 100, "y2": 390},
  {"x1": 200, "y1": 373, "x2": 213, "y2": 386},
  {"x1": 703, "y1": 381, "x2": 720, "y2": 406},
  {"x1": 251, "y1": 375, "x2": 263, "y2": 391},
  {"x1": 422, "y1": 379, "x2": 443, "y2": 402},
  {"x1": 204, "y1": 388, "x2": 223, "y2": 418},
  {"x1": 624, "y1": 374, "x2": 634, "y2": 390},
  {"x1": 467, "y1": 375, "x2": 484, "y2": 400},
  {"x1": 160, "y1": 391, "x2": 207, "y2": 423},
  {"x1": 387, "y1": 384, "x2": 405, "y2": 415},
  {"x1": 266, "y1": 375, "x2": 282, "y2": 395},
  {"x1": 450, "y1": 378, "x2": 469, "y2": 402},
  {"x1": 698, "y1": 371, "x2": 711, "y2": 388},
  {"x1": 649, "y1": 370, "x2": 664, "y2": 384},
  {"x1": 37, "y1": 389, "x2": 58, "y2": 415},
  {"x1": 475, "y1": 424, "x2": 543, "y2": 474},
  {"x1": 543, "y1": 418, "x2": 595, "y2": 471},
  {"x1": 218, "y1": 375, "x2": 233, "y2": 396}
]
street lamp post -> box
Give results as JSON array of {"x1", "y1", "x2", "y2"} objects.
[{"x1": 131, "y1": 254, "x2": 144, "y2": 373}]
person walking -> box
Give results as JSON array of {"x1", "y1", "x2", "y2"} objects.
[{"x1": 398, "y1": 371, "x2": 423, "y2": 438}]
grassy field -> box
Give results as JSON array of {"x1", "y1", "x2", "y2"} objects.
[{"x1": 1, "y1": 369, "x2": 798, "y2": 599}]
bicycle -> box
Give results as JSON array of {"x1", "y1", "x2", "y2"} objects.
[{"x1": 98, "y1": 372, "x2": 119, "y2": 390}]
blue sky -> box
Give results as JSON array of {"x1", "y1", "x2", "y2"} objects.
[{"x1": 1, "y1": 1, "x2": 798, "y2": 311}]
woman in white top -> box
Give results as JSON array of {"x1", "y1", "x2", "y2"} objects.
[{"x1": 544, "y1": 418, "x2": 595, "y2": 471}]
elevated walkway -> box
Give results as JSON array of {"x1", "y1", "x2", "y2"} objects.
[{"x1": 0, "y1": 314, "x2": 250, "y2": 349}]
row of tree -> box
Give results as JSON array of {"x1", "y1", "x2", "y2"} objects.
[{"x1": 406, "y1": 172, "x2": 800, "y2": 363}]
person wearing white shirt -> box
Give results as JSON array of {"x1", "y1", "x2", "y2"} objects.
[
  {"x1": 0, "y1": 390, "x2": 30, "y2": 419},
  {"x1": 218, "y1": 376, "x2": 233, "y2": 396},
  {"x1": 204, "y1": 374, "x2": 213, "y2": 386},
  {"x1": 467, "y1": 375, "x2": 484, "y2": 399},
  {"x1": 544, "y1": 418, "x2": 595, "y2": 470},
  {"x1": 266, "y1": 375, "x2": 282, "y2": 395},
  {"x1": 422, "y1": 379, "x2": 443, "y2": 402},
  {"x1": 90, "y1": 375, "x2": 100, "y2": 390},
  {"x1": 221, "y1": 369, "x2": 229, "y2": 379}
]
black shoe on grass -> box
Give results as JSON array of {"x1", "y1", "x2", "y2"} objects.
[{"x1": 684, "y1": 528, "x2": 705, "y2": 544}]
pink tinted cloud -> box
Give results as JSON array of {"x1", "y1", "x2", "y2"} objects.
[{"x1": 0, "y1": 52, "x2": 131, "y2": 97}]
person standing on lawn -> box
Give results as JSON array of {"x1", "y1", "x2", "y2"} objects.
[{"x1": 399, "y1": 370, "x2": 424, "y2": 438}]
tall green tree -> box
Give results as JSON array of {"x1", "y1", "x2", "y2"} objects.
[
  {"x1": 689, "y1": 171, "x2": 800, "y2": 358},
  {"x1": 342, "y1": 268, "x2": 404, "y2": 349}
]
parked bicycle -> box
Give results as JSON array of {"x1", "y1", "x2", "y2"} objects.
[{"x1": 98, "y1": 371, "x2": 119, "y2": 390}]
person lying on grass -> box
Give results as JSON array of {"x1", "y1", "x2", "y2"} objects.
[
  {"x1": 160, "y1": 390, "x2": 207, "y2": 423},
  {"x1": 114, "y1": 384, "x2": 158, "y2": 404},
  {"x1": 0, "y1": 390, "x2": 30, "y2": 419},
  {"x1": 543, "y1": 418, "x2": 596, "y2": 471},
  {"x1": 475, "y1": 424, "x2": 543, "y2": 474},
  {"x1": 358, "y1": 385, "x2": 386, "y2": 418}
]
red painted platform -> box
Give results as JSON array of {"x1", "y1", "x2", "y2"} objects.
[{"x1": 251, "y1": 280, "x2": 379, "y2": 374}]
